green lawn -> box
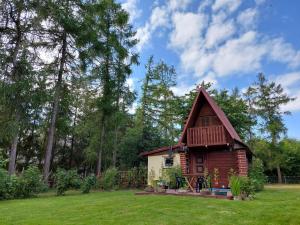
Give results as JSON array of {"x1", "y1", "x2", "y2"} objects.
[{"x1": 0, "y1": 185, "x2": 300, "y2": 225}]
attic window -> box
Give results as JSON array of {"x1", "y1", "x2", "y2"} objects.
[{"x1": 164, "y1": 157, "x2": 174, "y2": 167}]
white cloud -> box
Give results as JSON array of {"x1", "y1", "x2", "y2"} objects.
[
  {"x1": 212, "y1": 0, "x2": 241, "y2": 13},
  {"x1": 166, "y1": 0, "x2": 300, "y2": 81},
  {"x1": 168, "y1": 0, "x2": 191, "y2": 10},
  {"x1": 135, "y1": 24, "x2": 151, "y2": 51},
  {"x1": 169, "y1": 12, "x2": 207, "y2": 49},
  {"x1": 150, "y1": 6, "x2": 169, "y2": 30},
  {"x1": 135, "y1": 0, "x2": 193, "y2": 51},
  {"x1": 237, "y1": 8, "x2": 258, "y2": 29},
  {"x1": 283, "y1": 90, "x2": 300, "y2": 112},
  {"x1": 274, "y1": 72, "x2": 300, "y2": 112},
  {"x1": 135, "y1": 5, "x2": 169, "y2": 51},
  {"x1": 275, "y1": 72, "x2": 300, "y2": 89},
  {"x1": 126, "y1": 77, "x2": 135, "y2": 92},
  {"x1": 205, "y1": 19, "x2": 235, "y2": 48},
  {"x1": 212, "y1": 31, "x2": 266, "y2": 76},
  {"x1": 122, "y1": 0, "x2": 141, "y2": 23},
  {"x1": 268, "y1": 38, "x2": 300, "y2": 68},
  {"x1": 255, "y1": 0, "x2": 266, "y2": 6},
  {"x1": 134, "y1": 0, "x2": 300, "y2": 107}
]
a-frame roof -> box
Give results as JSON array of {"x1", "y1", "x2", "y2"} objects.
[{"x1": 179, "y1": 87, "x2": 242, "y2": 144}]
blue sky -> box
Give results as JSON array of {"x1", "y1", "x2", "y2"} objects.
[{"x1": 120, "y1": 0, "x2": 300, "y2": 139}]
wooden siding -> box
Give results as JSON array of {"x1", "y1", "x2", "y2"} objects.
[
  {"x1": 206, "y1": 151, "x2": 238, "y2": 187},
  {"x1": 187, "y1": 125, "x2": 227, "y2": 147}
]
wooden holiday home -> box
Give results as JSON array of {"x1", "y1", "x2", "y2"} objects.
[{"x1": 140, "y1": 87, "x2": 252, "y2": 189}]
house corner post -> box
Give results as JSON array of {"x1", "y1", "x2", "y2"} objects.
[
  {"x1": 179, "y1": 152, "x2": 187, "y2": 174},
  {"x1": 236, "y1": 149, "x2": 248, "y2": 176}
]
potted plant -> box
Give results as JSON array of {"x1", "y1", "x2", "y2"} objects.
[
  {"x1": 178, "y1": 184, "x2": 189, "y2": 193},
  {"x1": 229, "y1": 175, "x2": 241, "y2": 200},
  {"x1": 200, "y1": 170, "x2": 212, "y2": 195},
  {"x1": 213, "y1": 168, "x2": 220, "y2": 188},
  {"x1": 155, "y1": 180, "x2": 167, "y2": 193}
]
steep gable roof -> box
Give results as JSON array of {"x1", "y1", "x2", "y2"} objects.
[{"x1": 179, "y1": 87, "x2": 242, "y2": 144}]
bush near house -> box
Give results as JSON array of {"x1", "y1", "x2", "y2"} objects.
[
  {"x1": 161, "y1": 166, "x2": 182, "y2": 189},
  {"x1": 249, "y1": 158, "x2": 266, "y2": 191}
]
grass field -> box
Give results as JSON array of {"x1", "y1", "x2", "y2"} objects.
[{"x1": 0, "y1": 185, "x2": 300, "y2": 225}]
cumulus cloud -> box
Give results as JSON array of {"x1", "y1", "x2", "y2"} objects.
[
  {"x1": 275, "y1": 72, "x2": 300, "y2": 112},
  {"x1": 135, "y1": 5, "x2": 169, "y2": 51},
  {"x1": 131, "y1": 0, "x2": 300, "y2": 111},
  {"x1": 212, "y1": 0, "x2": 241, "y2": 13},
  {"x1": 167, "y1": 0, "x2": 300, "y2": 81},
  {"x1": 135, "y1": 0, "x2": 193, "y2": 51},
  {"x1": 237, "y1": 8, "x2": 258, "y2": 29},
  {"x1": 122, "y1": 0, "x2": 141, "y2": 22}
]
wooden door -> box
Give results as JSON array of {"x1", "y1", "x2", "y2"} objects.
[{"x1": 193, "y1": 152, "x2": 204, "y2": 175}]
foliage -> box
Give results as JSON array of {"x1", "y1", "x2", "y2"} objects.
[
  {"x1": 229, "y1": 175, "x2": 241, "y2": 197},
  {"x1": 251, "y1": 73, "x2": 295, "y2": 183},
  {"x1": 148, "y1": 168, "x2": 156, "y2": 187},
  {"x1": 125, "y1": 167, "x2": 147, "y2": 188},
  {"x1": 101, "y1": 168, "x2": 118, "y2": 190},
  {"x1": 230, "y1": 175, "x2": 255, "y2": 199},
  {"x1": 214, "y1": 88, "x2": 256, "y2": 140},
  {"x1": 0, "y1": 165, "x2": 44, "y2": 200},
  {"x1": 54, "y1": 169, "x2": 81, "y2": 196},
  {"x1": 249, "y1": 158, "x2": 266, "y2": 191},
  {"x1": 15, "y1": 166, "x2": 46, "y2": 198},
  {"x1": 81, "y1": 175, "x2": 97, "y2": 194},
  {"x1": 239, "y1": 176, "x2": 255, "y2": 198},
  {"x1": 161, "y1": 166, "x2": 182, "y2": 189}
]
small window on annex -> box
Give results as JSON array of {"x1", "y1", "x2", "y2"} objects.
[{"x1": 164, "y1": 157, "x2": 174, "y2": 167}]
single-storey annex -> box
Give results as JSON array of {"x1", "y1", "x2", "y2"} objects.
[{"x1": 140, "y1": 87, "x2": 252, "y2": 188}]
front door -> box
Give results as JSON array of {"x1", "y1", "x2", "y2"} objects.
[{"x1": 193, "y1": 152, "x2": 204, "y2": 175}]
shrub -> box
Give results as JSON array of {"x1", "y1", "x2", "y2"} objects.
[
  {"x1": 162, "y1": 166, "x2": 182, "y2": 189},
  {"x1": 0, "y1": 165, "x2": 45, "y2": 200},
  {"x1": 81, "y1": 175, "x2": 97, "y2": 194},
  {"x1": 239, "y1": 176, "x2": 255, "y2": 198},
  {"x1": 101, "y1": 168, "x2": 118, "y2": 190},
  {"x1": 15, "y1": 166, "x2": 46, "y2": 198},
  {"x1": 54, "y1": 169, "x2": 81, "y2": 195},
  {"x1": 229, "y1": 175, "x2": 241, "y2": 197},
  {"x1": 125, "y1": 167, "x2": 147, "y2": 188},
  {"x1": 249, "y1": 158, "x2": 265, "y2": 191},
  {"x1": 0, "y1": 169, "x2": 18, "y2": 200}
]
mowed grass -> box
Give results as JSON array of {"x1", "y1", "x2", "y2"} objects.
[{"x1": 0, "y1": 185, "x2": 300, "y2": 225}]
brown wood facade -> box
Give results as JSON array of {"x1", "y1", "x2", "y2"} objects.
[{"x1": 141, "y1": 87, "x2": 252, "y2": 188}]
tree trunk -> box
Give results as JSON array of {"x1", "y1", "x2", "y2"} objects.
[
  {"x1": 43, "y1": 32, "x2": 67, "y2": 182},
  {"x1": 112, "y1": 126, "x2": 118, "y2": 167},
  {"x1": 8, "y1": 130, "x2": 19, "y2": 175},
  {"x1": 96, "y1": 119, "x2": 105, "y2": 176},
  {"x1": 7, "y1": 10, "x2": 22, "y2": 175},
  {"x1": 69, "y1": 105, "x2": 78, "y2": 169},
  {"x1": 276, "y1": 164, "x2": 283, "y2": 184}
]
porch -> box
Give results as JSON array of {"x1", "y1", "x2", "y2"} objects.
[
  {"x1": 135, "y1": 189, "x2": 233, "y2": 200},
  {"x1": 180, "y1": 147, "x2": 239, "y2": 189}
]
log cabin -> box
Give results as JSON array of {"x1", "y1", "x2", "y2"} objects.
[{"x1": 140, "y1": 87, "x2": 252, "y2": 189}]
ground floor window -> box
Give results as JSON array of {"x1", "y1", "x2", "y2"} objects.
[{"x1": 164, "y1": 157, "x2": 174, "y2": 167}]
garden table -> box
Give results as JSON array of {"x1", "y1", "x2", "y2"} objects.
[{"x1": 183, "y1": 173, "x2": 203, "y2": 192}]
